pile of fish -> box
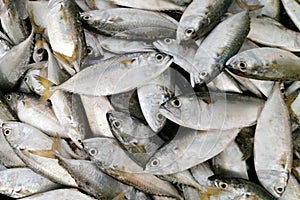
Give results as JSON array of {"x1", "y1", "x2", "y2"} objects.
[{"x1": 1, "y1": 0, "x2": 300, "y2": 199}]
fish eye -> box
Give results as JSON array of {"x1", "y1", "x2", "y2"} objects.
[
  {"x1": 112, "y1": 120, "x2": 121, "y2": 129},
  {"x1": 77, "y1": 138, "x2": 82, "y2": 144},
  {"x1": 86, "y1": 47, "x2": 93, "y2": 55},
  {"x1": 3, "y1": 128, "x2": 12, "y2": 136},
  {"x1": 82, "y1": 14, "x2": 91, "y2": 21},
  {"x1": 200, "y1": 71, "x2": 208, "y2": 78},
  {"x1": 5, "y1": 95, "x2": 11, "y2": 101},
  {"x1": 218, "y1": 182, "x2": 228, "y2": 189},
  {"x1": 164, "y1": 38, "x2": 172, "y2": 44},
  {"x1": 185, "y1": 28, "x2": 195, "y2": 37},
  {"x1": 24, "y1": 77, "x2": 28, "y2": 82},
  {"x1": 156, "y1": 113, "x2": 164, "y2": 121},
  {"x1": 155, "y1": 54, "x2": 164, "y2": 62},
  {"x1": 88, "y1": 148, "x2": 98, "y2": 156},
  {"x1": 171, "y1": 99, "x2": 181, "y2": 108},
  {"x1": 238, "y1": 61, "x2": 247, "y2": 71},
  {"x1": 274, "y1": 186, "x2": 284, "y2": 194},
  {"x1": 36, "y1": 48, "x2": 44, "y2": 55},
  {"x1": 150, "y1": 158, "x2": 160, "y2": 167},
  {"x1": 201, "y1": 17, "x2": 210, "y2": 24}
]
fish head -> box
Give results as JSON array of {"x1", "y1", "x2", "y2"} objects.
[
  {"x1": 146, "y1": 52, "x2": 173, "y2": 68},
  {"x1": 143, "y1": 147, "x2": 176, "y2": 174},
  {"x1": 176, "y1": 15, "x2": 207, "y2": 44},
  {"x1": 107, "y1": 110, "x2": 135, "y2": 144},
  {"x1": 159, "y1": 94, "x2": 199, "y2": 127},
  {"x1": 83, "y1": 138, "x2": 116, "y2": 168},
  {"x1": 256, "y1": 170, "x2": 289, "y2": 198},
  {"x1": 226, "y1": 52, "x2": 259, "y2": 77},
  {"x1": 1, "y1": 122, "x2": 25, "y2": 146},
  {"x1": 153, "y1": 38, "x2": 177, "y2": 53},
  {"x1": 4, "y1": 92, "x2": 23, "y2": 112}
]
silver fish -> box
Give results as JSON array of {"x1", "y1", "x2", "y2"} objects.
[
  {"x1": 160, "y1": 92, "x2": 264, "y2": 131},
  {"x1": 212, "y1": 141, "x2": 249, "y2": 179},
  {"x1": 38, "y1": 52, "x2": 172, "y2": 98},
  {"x1": 83, "y1": 137, "x2": 183, "y2": 199},
  {"x1": 177, "y1": 0, "x2": 233, "y2": 43},
  {"x1": 81, "y1": 8, "x2": 178, "y2": 39},
  {"x1": 144, "y1": 127, "x2": 241, "y2": 175},
  {"x1": 192, "y1": 11, "x2": 250, "y2": 85},
  {"x1": 254, "y1": 83, "x2": 292, "y2": 197},
  {"x1": 0, "y1": 167, "x2": 60, "y2": 198},
  {"x1": 47, "y1": 0, "x2": 87, "y2": 73},
  {"x1": 226, "y1": 47, "x2": 300, "y2": 81},
  {"x1": 107, "y1": 110, "x2": 165, "y2": 167},
  {"x1": 248, "y1": 17, "x2": 300, "y2": 52},
  {"x1": 57, "y1": 155, "x2": 134, "y2": 199}
]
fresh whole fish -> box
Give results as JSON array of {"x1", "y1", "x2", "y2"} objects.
[
  {"x1": 176, "y1": 0, "x2": 233, "y2": 43},
  {"x1": 192, "y1": 10, "x2": 250, "y2": 85},
  {"x1": 83, "y1": 137, "x2": 183, "y2": 199},
  {"x1": 254, "y1": 83, "x2": 292, "y2": 197},
  {"x1": 226, "y1": 47, "x2": 300, "y2": 81},
  {"x1": 38, "y1": 52, "x2": 172, "y2": 99},
  {"x1": 81, "y1": 8, "x2": 178, "y2": 40},
  {"x1": 144, "y1": 127, "x2": 241, "y2": 175},
  {"x1": 47, "y1": 0, "x2": 87, "y2": 73},
  {"x1": 207, "y1": 176, "x2": 276, "y2": 199},
  {"x1": 160, "y1": 92, "x2": 264, "y2": 130}
]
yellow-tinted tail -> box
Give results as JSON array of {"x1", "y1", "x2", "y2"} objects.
[
  {"x1": 34, "y1": 75, "x2": 56, "y2": 103},
  {"x1": 236, "y1": 0, "x2": 264, "y2": 11}
]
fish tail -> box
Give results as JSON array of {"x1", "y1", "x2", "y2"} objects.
[
  {"x1": 198, "y1": 186, "x2": 226, "y2": 199},
  {"x1": 235, "y1": 0, "x2": 264, "y2": 11},
  {"x1": 28, "y1": 11, "x2": 46, "y2": 34},
  {"x1": 34, "y1": 75, "x2": 56, "y2": 103}
]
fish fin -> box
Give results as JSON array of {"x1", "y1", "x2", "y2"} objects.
[
  {"x1": 28, "y1": 135, "x2": 61, "y2": 158},
  {"x1": 235, "y1": 0, "x2": 264, "y2": 11},
  {"x1": 199, "y1": 186, "x2": 227, "y2": 199},
  {"x1": 34, "y1": 75, "x2": 56, "y2": 103},
  {"x1": 285, "y1": 90, "x2": 299, "y2": 123},
  {"x1": 28, "y1": 11, "x2": 45, "y2": 34}
]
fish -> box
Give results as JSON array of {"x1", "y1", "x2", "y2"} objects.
[
  {"x1": 144, "y1": 127, "x2": 241, "y2": 175},
  {"x1": 212, "y1": 141, "x2": 249, "y2": 179},
  {"x1": 5, "y1": 93, "x2": 83, "y2": 148},
  {"x1": 107, "y1": 110, "x2": 165, "y2": 167},
  {"x1": 0, "y1": 0, "x2": 29, "y2": 45},
  {"x1": 81, "y1": 8, "x2": 178, "y2": 39},
  {"x1": 83, "y1": 137, "x2": 183, "y2": 199},
  {"x1": 56, "y1": 155, "x2": 134, "y2": 199},
  {"x1": 47, "y1": 0, "x2": 87, "y2": 73},
  {"x1": 192, "y1": 10, "x2": 250, "y2": 85},
  {"x1": 226, "y1": 47, "x2": 300, "y2": 81},
  {"x1": 80, "y1": 95, "x2": 114, "y2": 138},
  {"x1": 176, "y1": 0, "x2": 233, "y2": 43},
  {"x1": 248, "y1": 16, "x2": 300, "y2": 52},
  {"x1": 281, "y1": 0, "x2": 300, "y2": 31},
  {"x1": 37, "y1": 52, "x2": 172, "y2": 100},
  {"x1": 0, "y1": 168, "x2": 61, "y2": 198},
  {"x1": 160, "y1": 92, "x2": 264, "y2": 130},
  {"x1": 137, "y1": 68, "x2": 175, "y2": 132},
  {"x1": 0, "y1": 29, "x2": 34, "y2": 91},
  {"x1": 207, "y1": 175, "x2": 276, "y2": 199},
  {"x1": 254, "y1": 83, "x2": 292, "y2": 197}
]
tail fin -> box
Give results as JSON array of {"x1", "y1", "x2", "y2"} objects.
[
  {"x1": 34, "y1": 75, "x2": 56, "y2": 103},
  {"x1": 198, "y1": 186, "x2": 226, "y2": 200},
  {"x1": 28, "y1": 135, "x2": 61, "y2": 159},
  {"x1": 28, "y1": 11, "x2": 46, "y2": 34},
  {"x1": 236, "y1": 0, "x2": 264, "y2": 11}
]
